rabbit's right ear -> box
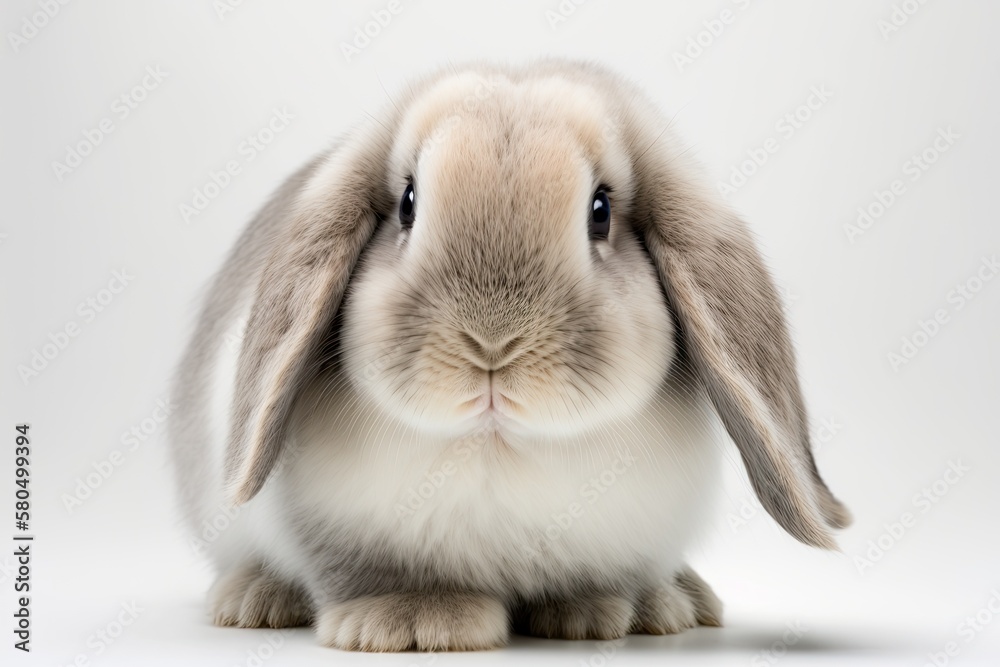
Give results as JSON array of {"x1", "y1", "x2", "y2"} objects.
[{"x1": 224, "y1": 123, "x2": 396, "y2": 505}]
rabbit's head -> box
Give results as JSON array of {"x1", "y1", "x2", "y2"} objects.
[
  {"x1": 224, "y1": 61, "x2": 850, "y2": 549},
  {"x1": 340, "y1": 70, "x2": 674, "y2": 441}
]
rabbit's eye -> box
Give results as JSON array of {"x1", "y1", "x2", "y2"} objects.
[
  {"x1": 590, "y1": 189, "x2": 611, "y2": 240},
  {"x1": 399, "y1": 183, "x2": 415, "y2": 228}
]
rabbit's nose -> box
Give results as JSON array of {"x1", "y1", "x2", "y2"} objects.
[{"x1": 458, "y1": 330, "x2": 526, "y2": 371}]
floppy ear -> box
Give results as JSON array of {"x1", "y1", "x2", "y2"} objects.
[
  {"x1": 224, "y1": 124, "x2": 395, "y2": 505},
  {"x1": 632, "y1": 149, "x2": 851, "y2": 549}
]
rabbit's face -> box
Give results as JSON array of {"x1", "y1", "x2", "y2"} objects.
[{"x1": 340, "y1": 73, "x2": 675, "y2": 439}]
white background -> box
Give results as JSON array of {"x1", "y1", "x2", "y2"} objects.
[{"x1": 2, "y1": 1, "x2": 999, "y2": 665}]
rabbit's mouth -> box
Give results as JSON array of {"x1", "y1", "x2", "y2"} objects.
[{"x1": 456, "y1": 387, "x2": 528, "y2": 435}]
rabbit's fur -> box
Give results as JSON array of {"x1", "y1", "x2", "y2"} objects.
[{"x1": 169, "y1": 60, "x2": 849, "y2": 651}]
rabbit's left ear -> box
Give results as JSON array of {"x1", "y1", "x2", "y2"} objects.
[
  {"x1": 224, "y1": 123, "x2": 395, "y2": 505},
  {"x1": 631, "y1": 143, "x2": 851, "y2": 549}
]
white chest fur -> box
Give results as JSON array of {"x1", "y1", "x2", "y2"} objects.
[{"x1": 273, "y1": 373, "x2": 724, "y2": 591}]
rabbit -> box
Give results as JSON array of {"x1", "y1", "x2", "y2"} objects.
[{"x1": 168, "y1": 59, "x2": 851, "y2": 652}]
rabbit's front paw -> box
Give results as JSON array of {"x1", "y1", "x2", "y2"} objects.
[
  {"x1": 316, "y1": 591, "x2": 508, "y2": 652},
  {"x1": 517, "y1": 594, "x2": 635, "y2": 640},
  {"x1": 635, "y1": 566, "x2": 723, "y2": 634},
  {"x1": 210, "y1": 562, "x2": 312, "y2": 628}
]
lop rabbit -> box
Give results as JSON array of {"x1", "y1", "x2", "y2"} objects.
[{"x1": 169, "y1": 60, "x2": 850, "y2": 652}]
